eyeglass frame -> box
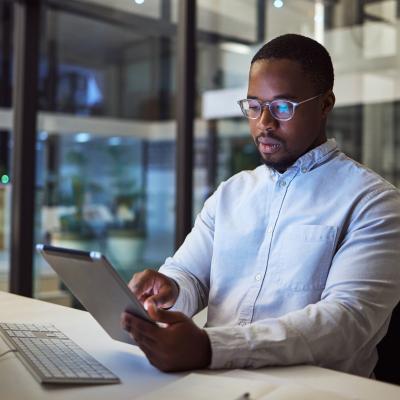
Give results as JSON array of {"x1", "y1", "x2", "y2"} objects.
[{"x1": 237, "y1": 93, "x2": 322, "y2": 121}]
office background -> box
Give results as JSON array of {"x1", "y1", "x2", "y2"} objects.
[{"x1": 0, "y1": 0, "x2": 399, "y2": 307}]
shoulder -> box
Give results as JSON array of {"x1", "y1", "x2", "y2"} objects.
[
  {"x1": 218, "y1": 165, "x2": 267, "y2": 193},
  {"x1": 331, "y1": 152, "x2": 400, "y2": 212},
  {"x1": 333, "y1": 152, "x2": 398, "y2": 193},
  {"x1": 202, "y1": 166, "x2": 267, "y2": 213}
]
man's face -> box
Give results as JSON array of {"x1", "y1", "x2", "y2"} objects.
[{"x1": 247, "y1": 58, "x2": 334, "y2": 172}]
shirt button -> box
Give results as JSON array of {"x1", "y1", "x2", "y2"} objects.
[
  {"x1": 255, "y1": 273, "x2": 262, "y2": 281},
  {"x1": 267, "y1": 227, "x2": 273, "y2": 234},
  {"x1": 239, "y1": 321, "x2": 246, "y2": 326},
  {"x1": 301, "y1": 167, "x2": 307, "y2": 173},
  {"x1": 279, "y1": 180, "x2": 286, "y2": 187}
]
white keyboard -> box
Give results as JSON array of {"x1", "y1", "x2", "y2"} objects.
[{"x1": 0, "y1": 323, "x2": 120, "y2": 384}]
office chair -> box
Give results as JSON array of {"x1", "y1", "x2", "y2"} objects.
[{"x1": 374, "y1": 302, "x2": 400, "y2": 385}]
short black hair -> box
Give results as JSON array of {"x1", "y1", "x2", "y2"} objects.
[{"x1": 251, "y1": 33, "x2": 334, "y2": 93}]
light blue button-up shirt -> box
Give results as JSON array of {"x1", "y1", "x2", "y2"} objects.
[{"x1": 159, "y1": 139, "x2": 400, "y2": 377}]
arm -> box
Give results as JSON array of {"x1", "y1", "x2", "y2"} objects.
[
  {"x1": 158, "y1": 188, "x2": 218, "y2": 316},
  {"x1": 127, "y1": 186, "x2": 218, "y2": 313},
  {"x1": 205, "y1": 188, "x2": 400, "y2": 374},
  {"x1": 122, "y1": 189, "x2": 218, "y2": 371}
]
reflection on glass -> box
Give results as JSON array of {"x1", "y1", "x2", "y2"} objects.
[
  {"x1": 39, "y1": 7, "x2": 176, "y2": 120},
  {"x1": 2, "y1": 0, "x2": 400, "y2": 306},
  {"x1": 35, "y1": 128, "x2": 176, "y2": 305},
  {"x1": 195, "y1": 0, "x2": 400, "y2": 224},
  {"x1": 34, "y1": 1, "x2": 176, "y2": 307},
  {"x1": 39, "y1": 135, "x2": 146, "y2": 277}
]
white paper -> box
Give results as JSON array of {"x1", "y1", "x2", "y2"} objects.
[
  {"x1": 136, "y1": 373, "x2": 277, "y2": 400},
  {"x1": 258, "y1": 384, "x2": 355, "y2": 400},
  {"x1": 136, "y1": 372, "x2": 355, "y2": 400}
]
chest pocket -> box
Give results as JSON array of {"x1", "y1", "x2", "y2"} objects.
[{"x1": 277, "y1": 224, "x2": 337, "y2": 291}]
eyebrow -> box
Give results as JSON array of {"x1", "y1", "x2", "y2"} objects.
[{"x1": 247, "y1": 94, "x2": 299, "y2": 101}]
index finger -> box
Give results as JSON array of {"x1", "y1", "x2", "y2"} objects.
[{"x1": 128, "y1": 270, "x2": 154, "y2": 298}]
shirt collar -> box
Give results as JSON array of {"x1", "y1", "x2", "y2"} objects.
[
  {"x1": 291, "y1": 138, "x2": 338, "y2": 172},
  {"x1": 265, "y1": 138, "x2": 338, "y2": 177}
]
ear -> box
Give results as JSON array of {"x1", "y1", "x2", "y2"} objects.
[{"x1": 321, "y1": 91, "x2": 335, "y2": 118}]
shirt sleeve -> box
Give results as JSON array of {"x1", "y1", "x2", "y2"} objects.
[
  {"x1": 158, "y1": 187, "x2": 219, "y2": 317},
  {"x1": 205, "y1": 188, "x2": 400, "y2": 373}
]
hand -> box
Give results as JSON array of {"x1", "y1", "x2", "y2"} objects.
[
  {"x1": 121, "y1": 301, "x2": 212, "y2": 372},
  {"x1": 128, "y1": 269, "x2": 179, "y2": 310}
]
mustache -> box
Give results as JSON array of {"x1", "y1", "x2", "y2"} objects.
[{"x1": 255, "y1": 132, "x2": 285, "y2": 146}]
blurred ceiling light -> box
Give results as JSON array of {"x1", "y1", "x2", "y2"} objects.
[
  {"x1": 75, "y1": 132, "x2": 91, "y2": 143},
  {"x1": 134, "y1": 0, "x2": 145, "y2": 4},
  {"x1": 314, "y1": 0, "x2": 325, "y2": 44},
  {"x1": 38, "y1": 131, "x2": 48, "y2": 141},
  {"x1": 273, "y1": 0, "x2": 284, "y2": 8},
  {"x1": 220, "y1": 42, "x2": 251, "y2": 55}
]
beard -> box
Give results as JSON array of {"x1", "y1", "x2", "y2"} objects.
[
  {"x1": 254, "y1": 134, "x2": 295, "y2": 173},
  {"x1": 260, "y1": 156, "x2": 295, "y2": 173}
]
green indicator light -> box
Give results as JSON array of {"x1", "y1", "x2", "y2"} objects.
[{"x1": 1, "y1": 175, "x2": 9, "y2": 184}]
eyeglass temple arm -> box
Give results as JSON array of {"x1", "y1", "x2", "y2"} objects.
[{"x1": 296, "y1": 94, "x2": 321, "y2": 106}]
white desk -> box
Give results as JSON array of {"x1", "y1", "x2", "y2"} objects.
[{"x1": 0, "y1": 291, "x2": 399, "y2": 400}]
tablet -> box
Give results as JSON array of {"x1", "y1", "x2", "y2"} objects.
[{"x1": 36, "y1": 244, "x2": 154, "y2": 345}]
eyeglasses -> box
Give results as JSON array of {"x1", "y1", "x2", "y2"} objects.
[{"x1": 237, "y1": 94, "x2": 321, "y2": 121}]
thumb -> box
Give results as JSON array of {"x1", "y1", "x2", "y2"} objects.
[{"x1": 145, "y1": 300, "x2": 187, "y2": 325}]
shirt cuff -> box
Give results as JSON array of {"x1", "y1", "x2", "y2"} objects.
[
  {"x1": 159, "y1": 270, "x2": 200, "y2": 317},
  {"x1": 169, "y1": 281, "x2": 192, "y2": 314},
  {"x1": 205, "y1": 326, "x2": 249, "y2": 369}
]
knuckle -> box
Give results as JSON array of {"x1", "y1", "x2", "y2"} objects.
[
  {"x1": 142, "y1": 268, "x2": 155, "y2": 276},
  {"x1": 130, "y1": 273, "x2": 150, "y2": 293},
  {"x1": 128, "y1": 275, "x2": 141, "y2": 290},
  {"x1": 147, "y1": 356, "x2": 159, "y2": 369},
  {"x1": 158, "y1": 364, "x2": 170, "y2": 372},
  {"x1": 131, "y1": 328, "x2": 143, "y2": 344},
  {"x1": 154, "y1": 356, "x2": 169, "y2": 372},
  {"x1": 159, "y1": 359, "x2": 175, "y2": 373},
  {"x1": 144, "y1": 268, "x2": 156, "y2": 276}
]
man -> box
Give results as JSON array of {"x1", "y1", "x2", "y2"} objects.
[{"x1": 121, "y1": 34, "x2": 400, "y2": 377}]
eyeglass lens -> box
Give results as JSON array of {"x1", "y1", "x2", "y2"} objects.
[{"x1": 241, "y1": 99, "x2": 294, "y2": 120}]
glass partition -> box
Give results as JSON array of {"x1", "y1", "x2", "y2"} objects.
[
  {"x1": 0, "y1": 1, "x2": 12, "y2": 293},
  {"x1": 34, "y1": 1, "x2": 177, "y2": 306},
  {"x1": 195, "y1": 0, "x2": 400, "y2": 221},
  {"x1": 193, "y1": 0, "x2": 260, "y2": 217},
  {"x1": 3, "y1": 0, "x2": 400, "y2": 306}
]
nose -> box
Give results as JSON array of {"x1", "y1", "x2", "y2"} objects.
[{"x1": 256, "y1": 106, "x2": 278, "y2": 131}]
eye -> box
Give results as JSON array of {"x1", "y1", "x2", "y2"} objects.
[
  {"x1": 247, "y1": 99, "x2": 259, "y2": 106},
  {"x1": 239, "y1": 99, "x2": 261, "y2": 119},
  {"x1": 275, "y1": 101, "x2": 290, "y2": 113},
  {"x1": 244, "y1": 100, "x2": 260, "y2": 110},
  {"x1": 271, "y1": 100, "x2": 292, "y2": 116}
]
